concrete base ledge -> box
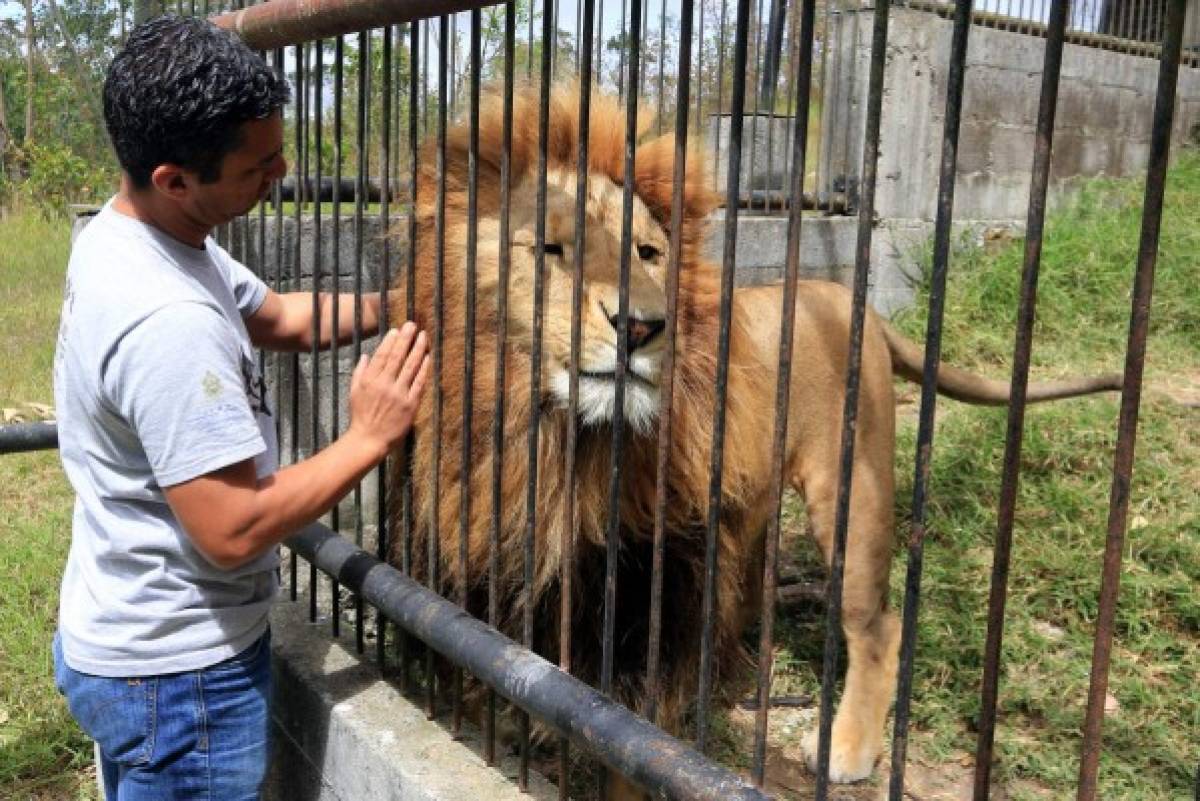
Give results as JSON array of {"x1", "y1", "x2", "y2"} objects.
[{"x1": 265, "y1": 592, "x2": 557, "y2": 801}]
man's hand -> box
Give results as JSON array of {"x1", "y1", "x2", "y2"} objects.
[
  {"x1": 347, "y1": 322, "x2": 430, "y2": 459},
  {"x1": 163, "y1": 321, "x2": 430, "y2": 570}
]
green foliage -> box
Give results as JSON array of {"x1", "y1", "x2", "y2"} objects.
[
  {"x1": 0, "y1": 0, "x2": 122, "y2": 216},
  {"x1": 14, "y1": 141, "x2": 115, "y2": 215}
]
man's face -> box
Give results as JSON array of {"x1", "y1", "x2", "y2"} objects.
[{"x1": 188, "y1": 113, "x2": 287, "y2": 226}]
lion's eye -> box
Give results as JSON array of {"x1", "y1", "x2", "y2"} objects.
[
  {"x1": 637, "y1": 244, "x2": 660, "y2": 261},
  {"x1": 542, "y1": 243, "x2": 564, "y2": 256}
]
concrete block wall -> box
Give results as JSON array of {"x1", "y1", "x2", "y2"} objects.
[{"x1": 822, "y1": 5, "x2": 1200, "y2": 223}]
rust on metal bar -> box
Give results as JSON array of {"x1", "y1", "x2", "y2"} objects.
[
  {"x1": 211, "y1": 0, "x2": 500, "y2": 51},
  {"x1": 1075, "y1": 0, "x2": 1186, "y2": 796},
  {"x1": 974, "y1": 0, "x2": 1071, "y2": 794}
]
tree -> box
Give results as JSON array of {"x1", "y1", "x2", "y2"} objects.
[{"x1": 22, "y1": 0, "x2": 34, "y2": 145}]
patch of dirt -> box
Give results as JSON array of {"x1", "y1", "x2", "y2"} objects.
[
  {"x1": 724, "y1": 705, "x2": 1020, "y2": 801},
  {"x1": 1150, "y1": 370, "x2": 1200, "y2": 408}
]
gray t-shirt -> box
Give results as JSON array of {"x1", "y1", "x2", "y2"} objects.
[{"x1": 53, "y1": 200, "x2": 279, "y2": 677}]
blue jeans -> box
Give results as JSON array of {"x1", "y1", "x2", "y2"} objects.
[{"x1": 53, "y1": 630, "x2": 272, "y2": 801}]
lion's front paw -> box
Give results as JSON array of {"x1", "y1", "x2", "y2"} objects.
[{"x1": 800, "y1": 725, "x2": 879, "y2": 783}]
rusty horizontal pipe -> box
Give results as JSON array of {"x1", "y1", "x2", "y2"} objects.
[
  {"x1": 210, "y1": 0, "x2": 500, "y2": 51},
  {"x1": 287, "y1": 522, "x2": 770, "y2": 801}
]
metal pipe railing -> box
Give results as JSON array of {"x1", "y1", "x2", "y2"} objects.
[
  {"x1": 210, "y1": 0, "x2": 499, "y2": 51},
  {"x1": 0, "y1": 423, "x2": 58, "y2": 454},
  {"x1": 287, "y1": 521, "x2": 770, "y2": 801}
]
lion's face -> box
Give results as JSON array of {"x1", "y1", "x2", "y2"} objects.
[{"x1": 478, "y1": 167, "x2": 671, "y2": 434}]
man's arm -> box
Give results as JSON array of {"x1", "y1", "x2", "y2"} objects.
[
  {"x1": 245, "y1": 288, "x2": 384, "y2": 352},
  {"x1": 163, "y1": 324, "x2": 428, "y2": 570}
]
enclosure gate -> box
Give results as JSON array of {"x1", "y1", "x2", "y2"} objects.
[{"x1": 2, "y1": 0, "x2": 1197, "y2": 796}]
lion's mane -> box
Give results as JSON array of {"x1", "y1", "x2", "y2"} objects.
[{"x1": 389, "y1": 85, "x2": 777, "y2": 730}]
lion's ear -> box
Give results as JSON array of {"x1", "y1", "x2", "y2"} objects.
[{"x1": 634, "y1": 135, "x2": 722, "y2": 230}]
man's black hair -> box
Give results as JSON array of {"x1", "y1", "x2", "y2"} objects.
[{"x1": 103, "y1": 16, "x2": 290, "y2": 188}]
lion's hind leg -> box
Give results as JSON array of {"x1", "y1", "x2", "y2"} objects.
[{"x1": 794, "y1": 462, "x2": 901, "y2": 783}]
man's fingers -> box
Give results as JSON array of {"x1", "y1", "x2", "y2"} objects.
[
  {"x1": 364, "y1": 327, "x2": 399, "y2": 380},
  {"x1": 378, "y1": 322, "x2": 417, "y2": 379},
  {"x1": 351, "y1": 353, "x2": 368, "y2": 393},
  {"x1": 397, "y1": 330, "x2": 428, "y2": 388},
  {"x1": 409, "y1": 353, "x2": 432, "y2": 401}
]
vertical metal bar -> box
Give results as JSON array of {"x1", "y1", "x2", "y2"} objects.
[
  {"x1": 713, "y1": 0, "x2": 728, "y2": 183},
  {"x1": 299, "y1": 41, "x2": 319, "y2": 625},
  {"x1": 814, "y1": 0, "x2": 889, "y2": 794},
  {"x1": 752, "y1": 0, "x2": 816, "y2": 784},
  {"x1": 520, "y1": 0, "x2": 555, "y2": 788},
  {"x1": 554, "y1": 0, "x2": 562, "y2": 77},
  {"x1": 576, "y1": 0, "x2": 584, "y2": 74},
  {"x1": 424, "y1": 19, "x2": 431, "y2": 134},
  {"x1": 450, "y1": 13, "x2": 458, "y2": 113},
  {"x1": 353, "y1": 28, "x2": 371, "y2": 656},
  {"x1": 602, "y1": 0, "x2": 642, "y2": 701},
  {"x1": 486, "y1": 1, "x2": 517, "y2": 765},
  {"x1": 697, "y1": 0, "x2": 751, "y2": 754},
  {"x1": 699, "y1": 0, "x2": 711, "y2": 132},
  {"x1": 428, "y1": 12, "x2": 449, "y2": 720},
  {"x1": 888, "y1": 0, "x2": 972, "y2": 797},
  {"x1": 748, "y1": 0, "x2": 765, "y2": 209},
  {"x1": 487, "y1": 0, "x2": 516, "y2": 762},
  {"x1": 973, "y1": 0, "x2": 1070, "y2": 796},
  {"x1": 561, "y1": 0, "x2": 595, "y2": 794},
  {"x1": 452, "y1": 8, "x2": 481, "y2": 740},
  {"x1": 377, "y1": 22, "x2": 394, "y2": 670},
  {"x1": 529, "y1": 0, "x2": 536, "y2": 80},
  {"x1": 761, "y1": 0, "x2": 788, "y2": 213},
  {"x1": 839, "y1": 6, "x2": 861, "y2": 212},
  {"x1": 596, "y1": 0, "x2": 605, "y2": 87},
  {"x1": 311, "y1": 38, "x2": 324, "y2": 628},
  {"x1": 783, "y1": 0, "x2": 798, "y2": 195},
  {"x1": 332, "y1": 34, "x2": 345, "y2": 638},
  {"x1": 1077, "y1": 0, "x2": 1184, "y2": 796},
  {"x1": 657, "y1": 0, "x2": 666, "y2": 132},
  {"x1": 402, "y1": 18, "x2": 421, "y2": 693},
  {"x1": 618, "y1": 0, "x2": 627, "y2": 96},
  {"x1": 291, "y1": 42, "x2": 304, "y2": 605},
  {"x1": 761, "y1": 0, "x2": 787, "y2": 105},
  {"x1": 599, "y1": 0, "x2": 642, "y2": 791},
  {"x1": 814, "y1": 0, "x2": 832, "y2": 206},
  {"x1": 646, "y1": 0, "x2": 693, "y2": 730}
]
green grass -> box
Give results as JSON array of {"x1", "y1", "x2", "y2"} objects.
[
  {"x1": 762, "y1": 151, "x2": 1200, "y2": 798},
  {"x1": 0, "y1": 209, "x2": 98, "y2": 800}
]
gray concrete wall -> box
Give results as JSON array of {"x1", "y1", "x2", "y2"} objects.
[
  {"x1": 821, "y1": 5, "x2": 1200, "y2": 222},
  {"x1": 265, "y1": 591, "x2": 557, "y2": 801}
]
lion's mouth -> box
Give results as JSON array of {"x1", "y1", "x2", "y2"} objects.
[
  {"x1": 550, "y1": 364, "x2": 662, "y2": 434},
  {"x1": 577, "y1": 369, "x2": 658, "y2": 388}
]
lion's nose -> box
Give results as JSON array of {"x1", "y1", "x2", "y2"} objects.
[{"x1": 607, "y1": 312, "x2": 666, "y2": 353}]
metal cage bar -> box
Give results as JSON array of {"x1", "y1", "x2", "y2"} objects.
[
  {"x1": 973, "y1": 0, "x2": 1072, "y2": 795},
  {"x1": 751, "y1": 0, "x2": 816, "y2": 784},
  {"x1": 888, "y1": 0, "x2": 974, "y2": 796},
  {"x1": 1076, "y1": 0, "x2": 1186, "y2": 796},
  {"x1": 697, "y1": 0, "x2": 751, "y2": 754},
  {"x1": 813, "y1": 0, "x2": 890, "y2": 796}
]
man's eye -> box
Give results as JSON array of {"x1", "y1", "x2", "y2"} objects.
[
  {"x1": 542, "y1": 243, "x2": 564, "y2": 256},
  {"x1": 638, "y1": 244, "x2": 660, "y2": 261}
]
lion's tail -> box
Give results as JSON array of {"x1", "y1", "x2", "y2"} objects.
[{"x1": 879, "y1": 320, "x2": 1123, "y2": 406}]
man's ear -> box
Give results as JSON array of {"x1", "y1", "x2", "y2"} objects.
[{"x1": 150, "y1": 164, "x2": 191, "y2": 200}]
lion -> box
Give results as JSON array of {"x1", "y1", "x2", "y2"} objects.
[{"x1": 386, "y1": 85, "x2": 1120, "y2": 793}]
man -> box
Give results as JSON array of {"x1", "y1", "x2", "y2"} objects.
[{"x1": 51, "y1": 16, "x2": 427, "y2": 800}]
